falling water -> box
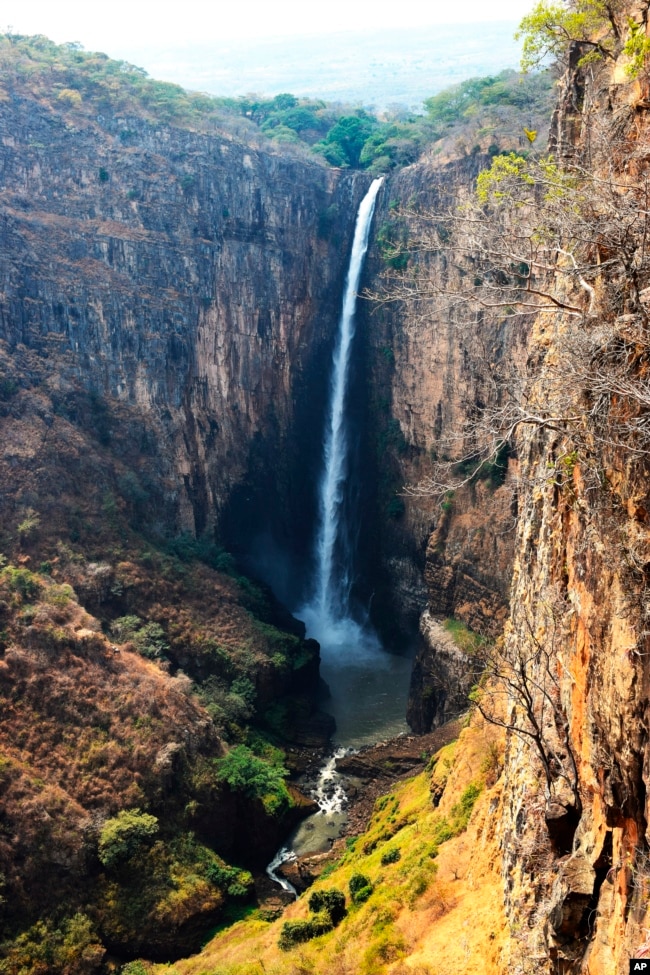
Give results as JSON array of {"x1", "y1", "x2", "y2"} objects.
[
  {"x1": 300, "y1": 176, "x2": 384, "y2": 648},
  {"x1": 265, "y1": 178, "x2": 413, "y2": 890}
]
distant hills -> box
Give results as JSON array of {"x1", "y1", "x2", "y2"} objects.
[{"x1": 113, "y1": 21, "x2": 522, "y2": 111}]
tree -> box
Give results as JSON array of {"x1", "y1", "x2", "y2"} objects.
[
  {"x1": 98, "y1": 808, "x2": 159, "y2": 868},
  {"x1": 515, "y1": 0, "x2": 622, "y2": 72},
  {"x1": 313, "y1": 113, "x2": 377, "y2": 168},
  {"x1": 214, "y1": 745, "x2": 291, "y2": 814},
  {"x1": 471, "y1": 597, "x2": 581, "y2": 837}
]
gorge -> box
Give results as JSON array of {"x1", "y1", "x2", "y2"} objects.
[{"x1": 3, "y1": 8, "x2": 650, "y2": 974}]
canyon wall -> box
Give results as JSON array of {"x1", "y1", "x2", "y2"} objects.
[
  {"x1": 494, "y1": 35, "x2": 650, "y2": 972},
  {"x1": 358, "y1": 156, "x2": 526, "y2": 724},
  {"x1": 0, "y1": 86, "x2": 369, "y2": 568}
]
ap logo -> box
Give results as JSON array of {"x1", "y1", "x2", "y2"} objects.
[{"x1": 631, "y1": 962, "x2": 649, "y2": 972}]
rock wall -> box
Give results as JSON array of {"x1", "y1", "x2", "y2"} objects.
[
  {"x1": 0, "y1": 89, "x2": 369, "y2": 562},
  {"x1": 489, "y1": 18, "x2": 650, "y2": 972},
  {"x1": 358, "y1": 157, "x2": 523, "y2": 717}
]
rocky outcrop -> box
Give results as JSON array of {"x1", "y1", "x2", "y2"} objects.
[
  {"x1": 407, "y1": 610, "x2": 477, "y2": 732},
  {"x1": 489, "y1": 23, "x2": 650, "y2": 972}
]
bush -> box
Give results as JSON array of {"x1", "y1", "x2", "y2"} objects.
[
  {"x1": 120, "y1": 963, "x2": 149, "y2": 975},
  {"x1": 451, "y1": 782, "x2": 482, "y2": 831},
  {"x1": 0, "y1": 913, "x2": 104, "y2": 975},
  {"x1": 214, "y1": 745, "x2": 291, "y2": 816},
  {"x1": 380, "y1": 848, "x2": 401, "y2": 865},
  {"x1": 307, "y1": 888, "x2": 347, "y2": 925},
  {"x1": 349, "y1": 872, "x2": 374, "y2": 903},
  {"x1": 205, "y1": 860, "x2": 254, "y2": 899},
  {"x1": 110, "y1": 616, "x2": 168, "y2": 659},
  {"x1": 278, "y1": 912, "x2": 334, "y2": 950},
  {"x1": 98, "y1": 808, "x2": 159, "y2": 868},
  {"x1": 1, "y1": 566, "x2": 42, "y2": 601}
]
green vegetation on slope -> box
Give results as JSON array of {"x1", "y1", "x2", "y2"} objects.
[
  {"x1": 147, "y1": 729, "x2": 495, "y2": 975},
  {"x1": 0, "y1": 32, "x2": 553, "y2": 173}
]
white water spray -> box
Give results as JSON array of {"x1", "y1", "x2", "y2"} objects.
[{"x1": 301, "y1": 177, "x2": 383, "y2": 647}]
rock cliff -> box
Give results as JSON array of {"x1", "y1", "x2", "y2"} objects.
[
  {"x1": 0, "y1": 82, "x2": 369, "y2": 570},
  {"x1": 357, "y1": 155, "x2": 525, "y2": 723}
]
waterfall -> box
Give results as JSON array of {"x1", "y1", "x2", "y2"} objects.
[{"x1": 301, "y1": 177, "x2": 383, "y2": 649}]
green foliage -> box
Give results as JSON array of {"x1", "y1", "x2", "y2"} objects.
[
  {"x1": 623, "y1": 17, "x2": 650, "y2": 77},
  {"x1": 476, "y1": 152, "x2": 534, "y2": 205},
  {"x1": 0, "y1": 34, "x2": 553, "y2": 179},
  {"x1": 442, "y1": 618, "x2": 486, "y2": 656},
  {"x1": 380, "y1": 847, "x2": 401, "y2": 865},
  {"x1": 308, "y1": 888, "x2": 347, "y2": 924},
  {"x1": 1, "y1": 566, "x2": 42, "y2": 601},
  {"x1": 441, "y1": 491, "x2": 455, "y2": 514},
  {"x1": 515, "y1": 0, "x2": 614, "y2": 72},
  {"x1": 163, "y1": 532, "x2": 236, "y2": 573},
  {"x1": 120, "y1": 964, "x2": 148, "y2": 975},
  {"x1": 278, "y1": 913, "x2": 333, "y2": 950},
  {"x1": 16, "y1": 508, "x2": 40, "y2": 539},
  {"x1": 252, "y1": 619, "x2": 305, "y2": 671},
  {"x1": 214, "y1": 745, "x2": 291, "y2": 815},
  {"x1": 98, "y1": 808, "x2": 159, "y2": 868},
  {"x1": 450, "y1": 782, "x2": 482, "y2": 831},
  {"x1": 110, "y1": 615, "x2": 169, "y2": 659},
  {"x1": 424, "y1": 69, "x2": 553, "y2": 135},
  {"x1": 349, "y1": 873, "x2": 374, "y2": 904},
  {"x1": 376, "y1": 220, "x2": 409, "y2": 270},
  {"x1": 97, "y1": 833, "x2": 232, "y2": 947},
  {"x1": 279, "y1": 888, "x2": 347, "y2": 950},
  {"x1": 312, "y1": 112, "x2": 377, "y2": 168},
  {"x1": 0, "y1": 913, "x2": 104, "y2": 975},
  {"x1": 205, "y1": 860, "x2": 254, "y2": 899}
]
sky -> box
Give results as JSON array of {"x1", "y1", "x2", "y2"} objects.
[{"x1": 2, "y1": 0, "x2": 534, "y2": 51}]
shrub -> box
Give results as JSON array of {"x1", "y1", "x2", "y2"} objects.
[
  {"x1": 0, "y1": 913, "x2": 104, "y2": 975},
  {"x1": 98, "y1": 808, "x2": 159, "y2": 867},
  {"x1": 120, "y1": 963, "x2": 149, "y2": 975},
  {"x1": 308, "y1": 888, "x2": 347, "y2": 925},
  {"x1": 214, "y1": 745, "x2": 291, "y2": 815},
  {"x1": 205, "y1": 860, "x2": 254, "y2": 899},
  {"x1": 380, "y1": 848, "x2": 401, "y2": 865},
  {"x1": 110, "y1": 616, "x2": 168, "y2": 659},
  {"x1": 451, "y1": 782, "x2": 482, "y2": 831},
  {"x1": 1, "y1": 566, "x2": 41, "y2": 601},
  {"x1": 349, "y1": 873, "x2": 374, "y2": 904},
  {"x1": 278, "y1": 913, "x2": 333, "y2": 950},
  {"x1": 57, "y1": 88, "x2": 82, "y2": 106}
]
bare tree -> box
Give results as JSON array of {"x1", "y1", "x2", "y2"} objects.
[{"x1": 472, "y1": 596, "x2": 581, "y2": 825}]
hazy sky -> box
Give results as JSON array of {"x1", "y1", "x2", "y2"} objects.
[{"x1": 2, "y1": 0, "x2": 533, "y2": 51}]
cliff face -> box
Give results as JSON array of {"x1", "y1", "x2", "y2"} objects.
[
  {"x1": 0, "y1": 73, "x2": 372, "y2": 959},
  {"x1": 359, "y1": 157, "x2": 523, "y2": 723},
  {"x1": 487, "y1": 21, "x2": 650, "y2": 973},
  {"x1": 0, "y1": 88, "x2": 368, "y2": 562}
]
